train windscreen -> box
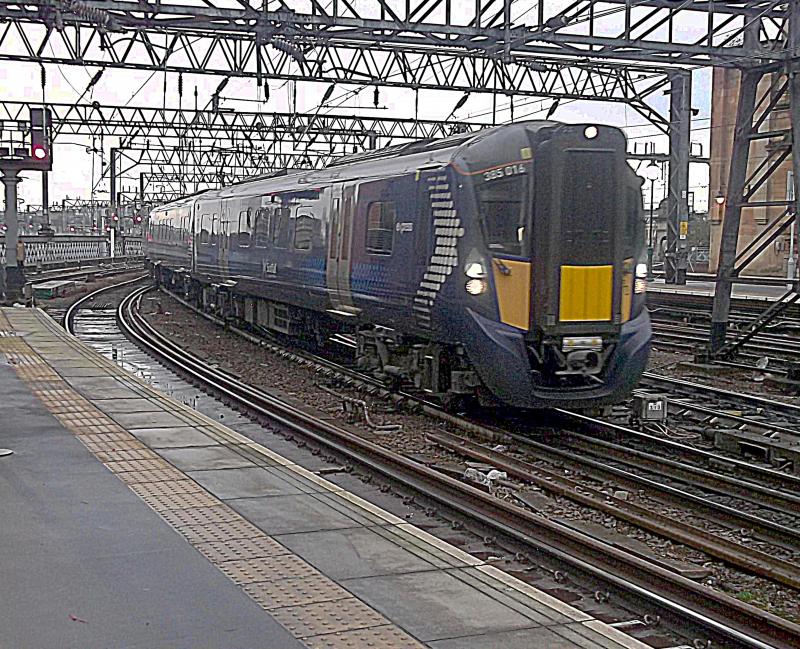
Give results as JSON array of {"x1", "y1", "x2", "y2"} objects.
[{"x1": 476, "y1": 173, "x2": 529, "y2": 257}]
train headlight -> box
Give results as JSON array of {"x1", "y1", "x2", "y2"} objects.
[
  {"x1": 465, "y1": 279, "x2": 487, "y2": 295},
  {"x1": 635, "y1": 263, "x2": 648, "y2": 294},
  {"x1": 584, "y1": 125, "x2": 599, "y2": 139},
  {"x1": 464, "y1": 262, "x2": 487, "y2": 279}
]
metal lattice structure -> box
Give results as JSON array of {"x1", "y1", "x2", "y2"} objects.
[
  {"x1": 0, "y1": 101, "x2": 485, "y2": 148},
  {"x1": 0, "y1": 1, "x2": 789, "y2": 70}
]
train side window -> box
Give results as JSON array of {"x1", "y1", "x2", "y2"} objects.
[
  {"x1": 254, "y1": 208, "x2": 271, "y2": 248},
  {"x1": 294, "y1": 215, "x2": 314, "y2": 250},
  {"x1": 365, "y1": 201, "x2": 395, "y2": 255},
  {"x1": 199, "y1": 213, "x2": 211, "y2": 245},
  {"x1": 273, "y1": 207, "x2": 291, "y2": 248},
  {"x1": 238, "y1": 209, "x2": 251, "y2": 247}
]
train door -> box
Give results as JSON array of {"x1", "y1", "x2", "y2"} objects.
[
  {"x1": 191, "y1": 202, "x2": 199, "y2": 274},
  {"x1": 218, "y1": 199, "x2": 232, "y2": 275},
  {"x1": 326, "y1": 183, "x2": 358, "y2": 314}
]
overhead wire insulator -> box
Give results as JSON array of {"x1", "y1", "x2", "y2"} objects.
[
  {"x1": 373, "y1": 86, "x2": 379, "y2": 108},
  {"x1": 270, "y1": 38, "x2": 306, "y2": 63},
  {"x1": 178, "y1": 73, "x2": 183, "y2": 98},
  {"x1": 58, "y1": 0, "x2": 116, "y2": 31},
  {"x1": 87, "y1": 68, "x2": 104, "y2": 89}
]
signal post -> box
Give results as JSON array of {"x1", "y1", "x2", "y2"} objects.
[{"x1": 0, "y1": 107, "x2": 52, "y2": 303}]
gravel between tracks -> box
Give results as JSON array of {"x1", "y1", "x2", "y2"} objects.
[
  {"x1": 141, "y1": 290, "x2": 800, "y2": 623},
  {"x1": 649, "y1": 347, "x2": 800, "y2": 405}
]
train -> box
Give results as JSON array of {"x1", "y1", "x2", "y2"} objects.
[{"x1": 144, "y1": 120, "x2": 651, "y2": 409}]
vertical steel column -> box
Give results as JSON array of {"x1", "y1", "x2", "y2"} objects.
[
  {"x1": 665, "y1": 71, "x2": 692, "y2": 284},
  {"x1": 1, "y1": 169, "x2": 23, "y2": 302},
  {"x1": 110, "y1": 147, "x2": 118, "y2": 215},
  {"x1": 710, "y1": 68, "x2": 762, "y2": 352},
  {"x1": 790, "y1": 0, "x2": 800, "y2": 287}
]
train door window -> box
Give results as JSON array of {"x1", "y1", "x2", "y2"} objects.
[
  {"x1": 254, "y1": 208, "x2": 270, "y2": 248},
  {"x1": 294, "y1": 215, "x2": 314, "y2": 250},
  {"x1": 199, "y1": 213, "x2": 211, "y2": 245},
  {"x1": 209, "y1": 213, "x2": 219, "y2": 246},
  {"x1": 365, "y1": 201, "x2": 395, "y2": 255},
  {"x1": 238, "y1": 209, "x2": 251, "y2": 247},
  {"x1": 273, "y1": 207, "x2": 291, "y2": 248},
  {"x1": 328, "y1": 198, "x2": 340, "y2": 259}
]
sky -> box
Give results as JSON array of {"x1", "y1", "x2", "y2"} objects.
[{"x1": 0, "y1": 1, "x2": 714, "y2": 212}]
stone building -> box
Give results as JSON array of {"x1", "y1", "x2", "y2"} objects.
[{"x1": 709, "y1": 67, "x2": 796, "y2": 277}]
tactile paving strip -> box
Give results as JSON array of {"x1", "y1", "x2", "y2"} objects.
[
  {"x1": 128, "y1": 480, "x2": 206, "y2": 498},
  {"x1": 220, "y1": 555, "x2": 320, "y2": 585},
  {"x1": 193, "y1": 537, "x2": 290, "y2": 563},
  {"x1": 244, "y1": 576, "x2": 352, "y2": 610},
  {"x1": 306, "y1": 626, "x2": 430, "y2": 649},
  {"x1": 136, "y1": 490, "x2": 222, "y2": 512},
  {"x1": 178, "y1": 520, "x2": 266, "y2": 545},
  {"x1": 271, "y1": 599, "x2": 389, "y2": 639}
]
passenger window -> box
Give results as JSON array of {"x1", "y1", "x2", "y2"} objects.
[
  {"x1": 254, "y1": 208, "x2": 270, "y2": 248},
  {"x1": 273, "y1": 207, "x2": 291, "y2": 248},
  {"x1": 294, "y1": 215, "x2": 314, "y2": 250},
  {"x1": 238, "y1": 209, "x2": 251, "y2": 247},
  {"x1": 365, "y1": 201, "x2": 395, "y2": 255}
]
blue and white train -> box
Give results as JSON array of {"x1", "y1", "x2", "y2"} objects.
[{"x1": 145, "y1": 121, "x2": 651, "y2": 409}]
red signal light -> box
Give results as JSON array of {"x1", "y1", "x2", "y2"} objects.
[{"x1": 31, "y1": 144, "x2": 48, "y2": 160}]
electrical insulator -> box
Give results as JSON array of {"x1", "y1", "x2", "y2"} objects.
[{"x1": 373, "y1": 86, "x2": 379, "y2": 108}]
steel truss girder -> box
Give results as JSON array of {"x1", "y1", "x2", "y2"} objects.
[
  {"x1": 0, "y1": 101, "x2": 487, "y2": 149},
  {"x1": 0, "y1": 19, "x2": 671, "y2": 123},
  {"x1": 113, "y1": 146, "x2": 330, "y2": 198},
  {"x1": 0, "y1": 1, "x2": 785, "y2": 67}
]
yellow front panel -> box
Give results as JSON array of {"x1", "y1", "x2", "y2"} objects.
[
  {"x1": 492, "y1": 259, "x2": 531, "y2": 331},
  {"x1": 559, "y1": 265, "x2": 613, "y2": 322}
]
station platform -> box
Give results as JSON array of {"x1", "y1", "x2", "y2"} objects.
[{"x1": 0, "y1": 306, "x2": 649, "y2": 649}]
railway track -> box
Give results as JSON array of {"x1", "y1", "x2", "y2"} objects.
[
  {"x1": 651, "y1": 321, "x2": 800, "y2": 364},
  {"x1": 61, "y1": 280, "x2": 800, "y2": 649}
]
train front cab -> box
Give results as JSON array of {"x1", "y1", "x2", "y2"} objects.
[{"x1": 455, "y1": 123, "x2": 651, "y2": 409}]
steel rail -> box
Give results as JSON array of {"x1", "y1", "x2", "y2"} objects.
[
  {"x1": 428, "y1": 430, "x2": 800, "y2": 589},
  {"x1": 63, "y1": 275, "x2": 148, "y2": 332},
  {"x1": 155, "y1": 284, "x2": 800, "y2": 511},
  {"x1": 641, "y1": 373, "x2": 800, "y2": 417},
  {"x1": 117, "y1": 283, "x2": 800, "y2": 649},
  {"x1": 438, "y1": 417, "x2": 800, "y2": 549},
  {"x1": 556, "y1": 409, "x2": 800, "y2": 491}
]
